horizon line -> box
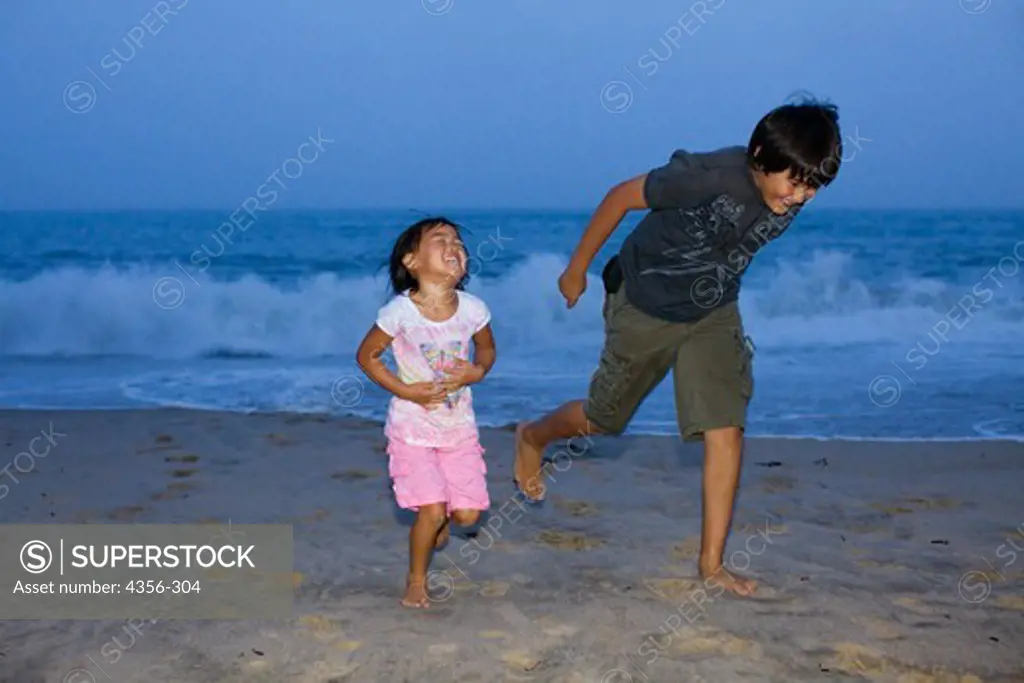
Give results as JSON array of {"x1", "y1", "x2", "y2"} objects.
[{"x1": 2, "y1": 205, "x2": 1023, "y2": 214}]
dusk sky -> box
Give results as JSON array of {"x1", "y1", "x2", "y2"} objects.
[{"x1": 1, "y1": 0, "x2": 1021, "y2": 211}]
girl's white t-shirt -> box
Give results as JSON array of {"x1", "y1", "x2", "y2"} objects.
[{"x1": 375, "y1": 290, "x2": 491, "y2": 447}]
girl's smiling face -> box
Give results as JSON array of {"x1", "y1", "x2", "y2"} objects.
[{"x1": 407, "y1": 223, "x2": 467, "y2": 284}]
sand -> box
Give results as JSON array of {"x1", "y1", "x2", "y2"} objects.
[{"x1": 0, "y1": 408, "x2": 1022, "y2": 683}]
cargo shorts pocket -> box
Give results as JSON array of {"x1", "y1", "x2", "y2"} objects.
[{"x1": 733, "y1": 328, "x2": 755, "y2": 400}]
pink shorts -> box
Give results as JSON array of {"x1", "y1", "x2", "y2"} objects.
[{"x1": 387, "y1": 439, "x2": 490, "y2": 512}]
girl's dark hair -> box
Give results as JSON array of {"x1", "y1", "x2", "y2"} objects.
[
  {"x1": 747, "y1": 99, "x2": 843, "y2": 189},
  {"x1": 387, "y1": 216, "x2": 470, "y2": 296}
]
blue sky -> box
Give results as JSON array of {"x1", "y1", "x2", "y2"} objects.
[{"x1": 1, "y1": 0, "x2": 1021, "y2": 210}]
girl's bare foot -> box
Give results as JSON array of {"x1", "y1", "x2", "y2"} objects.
[
  {"x1": 435, "y1": 522, "x2": 450, "y2": 549},
  {"x1": 699, "y1": 560, "x2": 757, "y2": 597},
  {"x1": 514, "y1": 422, "x2": 545, "y2": 501},
  {"x1": 400, "y1": 575, "x2": 430, "y2": 608}
]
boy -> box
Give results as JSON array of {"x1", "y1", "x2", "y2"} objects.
[{"x1": 514, "y1": 100, "x2": 843, "y2": 596}]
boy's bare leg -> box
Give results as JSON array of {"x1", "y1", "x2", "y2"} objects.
[
  {"x1": 698, "y1": 426, "x2": 757, "y2": 596},
  {"x1": 515, "y1": 399, "x2": 601, "y2": 501},
  {"x1": 403, "y1": 503, "x2": 447, "y2": 608}
]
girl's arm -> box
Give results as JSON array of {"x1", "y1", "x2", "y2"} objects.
[
  {"x1": 357, "y1": 325, "x2": 449, "y2": 408},
  {"x1": 441, "y1": 324, "x2": 496, "y2": 389},
  {"x1": 355, "y1": 325, "x2": 414, "y2": 400},
  {"x1": 470, "y1": 324, "x2": 496, "y2": 379}
]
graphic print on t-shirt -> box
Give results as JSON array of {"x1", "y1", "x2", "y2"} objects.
[
  {"x1": 419, "y1": 340, "x2": 466, "y2": 408},
  {"x1": 639, "y1": 195, "x2": 746, "y2": 278}
]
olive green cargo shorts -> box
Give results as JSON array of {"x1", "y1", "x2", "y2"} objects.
[{"x1": 582, "y1": 286, "x2": 754, "y2": 441}]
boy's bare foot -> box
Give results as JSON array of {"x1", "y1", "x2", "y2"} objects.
[
  {"x1": 400, "y1": 575, "x2": 430, "y2": 608},
  {"x1": 699, "y1": 560, "x2": 758, "y2": 597},
  {"x1": 514, "y1": 422, "x2": 545, "y2": 501},
  {"x1": 435, "y1": 522, "x2": 450, "y2": 549}
]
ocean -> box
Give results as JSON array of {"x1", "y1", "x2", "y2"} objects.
[{"x1": 1, "y1": 208, "x2": 1022, "y2": 442}]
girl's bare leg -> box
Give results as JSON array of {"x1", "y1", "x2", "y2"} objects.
[
  {"x1": 403, "y1": 503, "x2": 447, "y2": 608},
  {"x1": 450, "y1": 509, "x2": 480, "y2": 527},
  {"x1": 435, "y1": 520, "x2": 450, "y2": 549}
]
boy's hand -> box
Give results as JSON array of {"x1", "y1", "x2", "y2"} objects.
[
  {"x1": 399, "y1": 382, "x2": 449, "y2": 409},
  {"x1": 558, "y1": 266, "x2": 587, "y2": 308},
  {"x1": 442, "y1": 357, "x2": 485, "y2": 390}
]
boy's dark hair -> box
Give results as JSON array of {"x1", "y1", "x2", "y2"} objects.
[
  {"x1": 387, "y1": 216, "x2": 470, "y2": 296},
  {"x1": 747, "y1": 98, "x2": 842, "y2": 189}
]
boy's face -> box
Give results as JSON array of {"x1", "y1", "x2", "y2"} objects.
[{"x1": 756, "y1": 169, "x2": 817, "y2": 215}]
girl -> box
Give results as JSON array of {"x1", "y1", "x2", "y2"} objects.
[{"x1": 356, "y1": 217, "x2": 496, "y2": 608}]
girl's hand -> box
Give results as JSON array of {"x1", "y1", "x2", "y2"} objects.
[
  {"x1": 400, "y1": 381, "x2": 449, "y2": 409},
  {"x1": 442, "y1": 357, "x2": 485, "y2": 390}
]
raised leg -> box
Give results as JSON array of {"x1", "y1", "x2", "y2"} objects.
[{"x1": 515, "y1": 400, "x2": 598, "y2": 501}]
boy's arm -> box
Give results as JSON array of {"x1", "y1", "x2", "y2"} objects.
[
  {"x1": 565, "y1": 173, "x2": 649, "y2": 276},
  {"x1": 355, "y1": 325, "x2": 412, "y2": 400}
]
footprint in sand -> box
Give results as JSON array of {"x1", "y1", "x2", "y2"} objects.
[
  {"x1": 72, "y1": 510, "x2": 101, "y2": 523},
  {"x1": 478, "y1": 581, "x2": 511, "y2": 597},
  {"x1": 297, "y1": 614, "x2": 345, "y2": 642},
  {"x1": 331, "y1": 469, "x2": 378, "y2": 482},
  {"x1": 758, "y1": 474, "x2": 795, "y2": 494},
  {"x1": 897, "y1": 675, "x2": 982, "y2": 683},
  {"x1": 553, "y1": 497, "x2": 600, "y2": 517},
  {"x1": 994, "y1": 595, "x2": 1024, "y2": 610},
  {"x1": 872, "y1": 504, "x2": 916, "y2": 515},
  {"x1": 107, "y1": 505, "x2": 147, "y2": 521},
  {"x1": 242, "y1": 659, "x2": 270, "y2": 673},
  {"x1": 536, "y1": 530, "x2": 603, "y2": 551},
  {"x1": 646, "y1": 575, "x2": 785, "y2": 603},
  {"x1": 901, "y1": 496, "x2": 963, "y2": 511},
  {"x1": 501, "y1": 651, "x2": 542, "y2": 672},
  {"x1": 150, "y1": 481, "x2": 197, "y2": 501},
  {"x1": 733, "y1": 520, "x2": 788, "y2": 536},
  {"x1": 821, "y1": 643, "x2": 982, "y2": 683},
  {"x1": 164, "y1": 454, "x2": 200, "y2": 463},
  {"x1": 285, "y1": 509, "x2": 331, "y2": 524},
  {"x1": 871, "y1": 497, "x2": 964, "y2": 516},
  {"x1": 662, "y1": 626, "x2": 763, "y2": 659},
  {"x1": 542, "y1": 623, "x2": 579, "y2": 638},
  {"x1": 854, "y1": 617, "x2": 905, "y2": 640},
  {"x1": 821, "y1": 643, "x2": 891, "y2": 678},
  {"x1": 479, "y1": 630, "x2": 510, "y2": 640},
  {"x1": 856, "y1": 558, "x2": 898, "y2": 570},
  {"x1": 643, "y1": 577, "x2": 704, "y2": 601},
  {"x1": 168, "y1": 468, "x2": 199, "y2": 478},
  {"x1": 265, "y1": 433, "x2": 297, "y2": 446},
  {"x1": 137, "y1": 435, "x2": 178, "y2": 454},
  {"x1": 844, "y1": 521, "x2": 892, "y2": 535},
  {"x1": 491, "y1": 540, "x2": 529, "y2": 554},
  {"x1": 890, "y1": 596, "x2": 948, "y2": 620},
  {"x1": 671, "y1": 536, "x2": 701, "y2": 560}
]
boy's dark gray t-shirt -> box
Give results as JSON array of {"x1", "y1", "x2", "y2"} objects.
[{"x1": 617, "y1": 145, "x2": 800, "y2": 323}]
